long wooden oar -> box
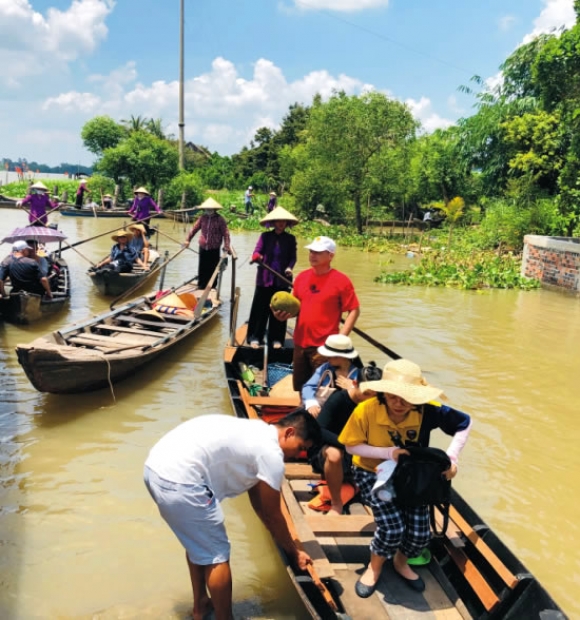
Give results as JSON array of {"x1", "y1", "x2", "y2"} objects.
[
  {"x1": 20, "y1": 204, "x2": 60, "y2": 227},
  {"x1": 153, "y1": 226, "x2": 199, "y2": 255},
  {"x1": 255, "y1": 259, "x2": 402, "y2": 361}
]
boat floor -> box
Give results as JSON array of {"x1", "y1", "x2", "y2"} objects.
[{"x1": 284, "y1": 468, "x2": 466, "y2": 619}]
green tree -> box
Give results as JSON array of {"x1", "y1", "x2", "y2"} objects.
[{"x1": 81, "y1": 116, "x2": 125, "y2": 157}]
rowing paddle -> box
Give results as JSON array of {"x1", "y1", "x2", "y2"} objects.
[
  {"x1": 255, "y1": 259, "x2": 402, "y2": 361},
  {"x1": 19, "y1": 204, "x2": 61, "y2": 227}
]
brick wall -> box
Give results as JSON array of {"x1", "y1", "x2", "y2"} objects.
[{"x1": 522, "y1": 235, "x2": 580, "y2": 291}]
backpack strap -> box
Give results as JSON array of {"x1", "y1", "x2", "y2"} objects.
[{"x1": 430, "y1": 502, "x2": 450, "y2": 538}]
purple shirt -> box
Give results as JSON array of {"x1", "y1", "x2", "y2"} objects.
[
  {"x1": 253, "y1": 230, "x2": 296, "y2": 287},
  {"x1": 21, "y1": 193, "x2": 53, "y2": 225},
  {"x1": 267, "y1": 196, "x2": 277, "y2": 212},
  {"x1": 129, "y1": 195, "x2": 161, "y2": 220},
  {"x1": 187, "y1": 213, "x2": 231, "y2": 251}
]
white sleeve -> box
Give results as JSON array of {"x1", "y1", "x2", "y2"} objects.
[
  {"x1": 446, "y1": 420, "x2": 472, "y2": 464},
  {"x1": 256, "y1": 452, "x2": 285, "y2": 491}
]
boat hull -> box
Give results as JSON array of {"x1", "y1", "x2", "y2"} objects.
[{"x1": 88, "y1": 257, "x2": 160, "y2": 296}]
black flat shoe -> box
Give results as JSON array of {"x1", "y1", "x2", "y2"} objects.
[
  {"x1": 355, "y1": 578, "x2": 378, "y2": 598},
  {"x1": 394, "y1": 571, "x2": 425, "y2": 592}
]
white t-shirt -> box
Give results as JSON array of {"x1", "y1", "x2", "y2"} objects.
[{"x1": 145, "y1": 415, "x2": 284, "y2": 499}]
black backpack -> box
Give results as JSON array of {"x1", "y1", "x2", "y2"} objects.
[{"x1": 392, "y1": 445, "x2": 451, "y2": 536}]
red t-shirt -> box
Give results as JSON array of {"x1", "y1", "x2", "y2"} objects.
[{"x1": 292, "y1": 268, "x2": 359, "y2": 348}]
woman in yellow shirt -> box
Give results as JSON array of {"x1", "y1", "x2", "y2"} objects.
[{"x1": 338, "y1": 359, "x2": 471, "y2": 598}]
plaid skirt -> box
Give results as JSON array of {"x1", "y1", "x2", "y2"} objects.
[{"x1": 353, "y1": 466, "x2": 431, "y2": 559}]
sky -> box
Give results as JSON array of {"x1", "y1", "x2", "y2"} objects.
[{"x1": 0, "y1": 0, "x2": 577, "y2": 167}]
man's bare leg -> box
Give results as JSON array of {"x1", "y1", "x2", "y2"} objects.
[
  {"x1": 324, "y1": 446, "x2": 345, "y2": 516},
  {"x1": 205, "y1": 560, "x2": 233, "y2": 620},
  {"x1": 186, "y1": 553, "x2": 213, "y2": 620}
]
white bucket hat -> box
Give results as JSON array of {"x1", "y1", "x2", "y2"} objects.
[
  {"x1": 359, "y1": 359, "x2": 446, "y2": 405},
  {"x1": 317, "y1": 334, "x2": 358, "y2": 359},
  {"x1": 305, "y1": 236, "x2": 336, "y2": 253}
]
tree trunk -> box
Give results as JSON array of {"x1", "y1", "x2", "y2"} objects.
[{"x1": 354, "y1": 193, "x2": 363, "y2": 234}]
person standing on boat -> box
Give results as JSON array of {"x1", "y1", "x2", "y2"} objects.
[
  {"x1": 266, "y1": 191, "x2": 277, "y2": 212},
  {"x1": 144, "y1": 410, "x2": 321, "y2": 620},
  {"x1": 338, "y1": 359, "x2": 471, "y2": 597},
  {"x1": 272, "y1": 236, "x2": 360, "y2": 392},
  {"x1": 128, "y1": 187, "x2": 161, "y2": 236},
  {"x1": 75, "y1": 180, "x2": 90, "y2": 209},
  {"x1": 244, "y1": 186, "x2": 254, "y2": 215},
  {"x1": 17, "y1": 182, "x2": 55, "y2": 226},
  {"x1": 127, "y1": 223, "x2": 151, "y2": 270},
  {"x1": 184, "y1": 198, "x2": 231, "y2": 289},
  {"x1": 247, "y1": 206, "x2": 297, "y2": 349},
  {"x1": 0, "y1": 240, "x2": 53, "y2": 298}
]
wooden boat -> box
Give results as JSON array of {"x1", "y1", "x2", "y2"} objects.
[
  {"x1": 163, "y1": 206, "x2": 199, "y2": 222},
  {"x1": 0, "y1": 256, "x2": 71, "y2": 324},
  {"x1": 223, "y1": 323, "x2": 566, "y2": 619},
  {"x1": 16, "y1": 258, "x2": 228, "y2": 394},
  {"x1": 59, "y1": 206, "x2": 132, "y2": 218},
  {"x1": 88, "y1": 250, "x2": 161, "y2": 296}
]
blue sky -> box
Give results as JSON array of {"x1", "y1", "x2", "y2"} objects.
[{"x1": 0, "y1": 0, "x2": 576, "y2": 167}]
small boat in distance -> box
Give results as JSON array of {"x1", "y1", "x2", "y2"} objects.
[
  {"x1": 163, "y1": 206, "x2": 199, "y2": 223},
  {"x1": 58, "y1": 205, "x2": 132, "y2": 218},
  {"x1": 16, "y1": 259, "x2": 228, "y2": 394}
]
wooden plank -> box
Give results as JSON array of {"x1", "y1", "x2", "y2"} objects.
[
  {"x1": 67, "y1": 336, "x2": 129, "y2": 349},
  {"x1": 116, "y1": 315, "x2": 185, "y2": 328},
  {"x1": 449, "y1": 505, "x2": 519, "y2": 589},
  {"x1": 306, "y1": 514, "x2": 375, "y2": 537},
  {"x1": 67, "y1": 333, "x2": 151, "y2": 346},
  {"x1": 247, "y1": 395, "x2": 301, "y2": 407},
  {"x1": 434, "y1": 509, "x2": 464, "y2": 548},
  {"x1": 443, "y1": 540, "x2": 500, "y2": 612},
  {"x1": 237, "y1": 380, "x2": 260, "y2": 421},
  {"x1": 285, "y1": 462, "x2": 320, "y2": 480},
  {"x1": 95, "y1": 323, "x2": 168, "y2": 337}
]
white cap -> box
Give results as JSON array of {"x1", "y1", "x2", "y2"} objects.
[
  {"x1": 248, "y1": 186, "x2": 253, "y2": 190},
  {"x1": 13, "y1": 240, "x2": 33, "y2": 251},
  {"x1": 305, "y1": 236, "x2": 336, "y2": 253}
]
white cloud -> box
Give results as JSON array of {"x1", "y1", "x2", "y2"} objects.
[
  {"x1": 43, "y1": 91, "x2": 101, "y2": 113},
  {"x1": 0, "y1": 0, "x2": 114, "y2": 86},
  {"x1": 499, "y1": 15, "x2": 516, "y2": 31},
  {"x1": 447, "y1": 95, "x2": 465, "y2": 115},
  {"x1": 406, "y1": 96, "x2": 453, "y2": 133},
  {"x1": 291, "y1": 0, "x2": 389, "y2": 11},
  {"x1": 522, "y1": 0, "x2": 575, "y2": 44}
]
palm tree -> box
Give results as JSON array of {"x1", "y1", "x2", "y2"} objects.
[
  {"x1": 433, "y1": 196, "x2": 465, "y2": 248},
  {"x1": 121, "y1": 115, "x2": 148, "y2": 133},
  {"x1": 147, "y1": 118, "x2": 167, "y2": 139}
]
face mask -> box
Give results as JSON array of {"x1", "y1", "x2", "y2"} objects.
[{"x1": 204, "y1": 209, "x2": 214, "y2": 216}]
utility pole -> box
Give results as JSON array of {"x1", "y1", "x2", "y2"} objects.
[{"x1": 178, "y1": 0, "x2": 185, "y2": 170}]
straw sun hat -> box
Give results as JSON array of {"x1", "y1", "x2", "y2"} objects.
[
  {"x1": 317, "y1": 334, "x2": 358, "y2": 359},
  {"x1": 30, "y1": 182, "x2": 48, "y2": 191},
  {"x1": 133, "y1": 186, "x2": 150, "y2": 195},
  {"x1": 260, "y1": 206, "x2": 299, "y2": 227},
  {"x1": 111, "y1": 229, "x2": 134, "y2": 242},
  {"x1": 128, "y1": 223, "x2": 147, "y2": 235},
  {"x1": 359, "y1": 359, "x2": 447, "y2": 405}
]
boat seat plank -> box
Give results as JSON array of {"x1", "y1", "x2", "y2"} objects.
[
  {"x1": 306, "y1": 514, "x2": 376, "y2": 536},
  {"x1": 94, "y1": 323, "x2": 171, "y2": 337},
  {"x1": 67, "y1": 336, "x2": 134, "y2": 349},
  {"x1": 116, "y1": 313, "x2": 192, "y2": 326},
  {"x1": 247, "y1": 395, "x2": 301, "y2": 407},
  {"x1": 285, "y1": 462, "x2": 320, "y2": 480},
  {"x1": 67, "y1": 333, "x2": 151, "y2": 347}
]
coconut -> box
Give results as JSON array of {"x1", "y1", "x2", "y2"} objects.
[{"x1": 271, "y1": 291, "x2": 300, "y2": 317}]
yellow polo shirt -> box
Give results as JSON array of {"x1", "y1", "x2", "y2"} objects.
[{"x1": 338, "y1": 397, "x2": 423, "y2": 472}]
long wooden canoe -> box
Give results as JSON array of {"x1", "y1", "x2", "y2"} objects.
[
  {"x1": 0, "y1": 256, "x2": 71, "y2": 324},
  {"x1": 58, "y1": 206, "x2": 132, "y2": 217},
  {"x1": 88, "y1": 251, "x2": 161, "y2": 296},
  {"x1": 16, "y1": 258, "x2": 228, "y2": 394},
  {"x1": 223, "y1": 320, "x2": 566, "y2": 620}
]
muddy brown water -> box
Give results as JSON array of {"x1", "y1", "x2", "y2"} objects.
[{"x1": 0, "y1": 211, "x2": 578, "y2": 619}]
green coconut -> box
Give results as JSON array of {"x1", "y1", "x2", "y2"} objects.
[{"x1": 271, "y1": 291, "x2": 300, "y2": 317}]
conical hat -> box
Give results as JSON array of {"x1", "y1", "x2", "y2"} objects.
[
  {"x1": 153, "y1": 293, "x2": 189, "y2": 309},
  {"x1": 260, "y1": 206, "x2": 299, "y2": 227},
  {"x1": 199, "y1": 197, "x2": 223, "y2": 210},
  {"x1": 133, "y1": 186, "x2": 150, "y2": 195},
  {"x1": 30, "y1": 182, "x2": 48, "y2": 191},
  {"x1": 111, "y1": 229, "x2": 134, "y2": 241}
]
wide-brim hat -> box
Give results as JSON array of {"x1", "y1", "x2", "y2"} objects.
[
  {"x1": 103, "y1": 194, "x2": 113, "y2": 198},
  {"x1": 30, "y1": 182, "x2": 48, "y2": 191},
  {"x1": 359, "y1": 359, "x2": 446, "y2": 405},
  {"x1": 111, "y1": 229, "x2": 134, "y2": 241},
  {"x1": 128, "y1": 223, "x2": 147, "y2": 235},
  {"x1": 317, "y1": 334, "x2": 358, "y2": 359},
  {"x1": 133, "y1": 186, "x2": 150, "y2": 195},
  {"x1": 199, "y1": 197, "x2": 223, "y2": 210},
  {"x1": 269, "y1": 191, "x2": 277, "y2": 196},
  {"x1": 260, "y1": 206, "x2": 299, "y2": 227}
]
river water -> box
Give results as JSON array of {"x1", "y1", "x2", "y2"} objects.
[{"x1": 0, "y1": 211, "x2": 578, "y2": 619}]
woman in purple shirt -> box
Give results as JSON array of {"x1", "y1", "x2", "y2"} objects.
[
  {"x1": 19, "y1": 182, "x2": 56, "y2": 226},
  {"x1": 128, "y1": 187, "x2": 161, "y2": 236},
  {"x1": 247, "y1": 206, "x2": 298, "y2": 349},
  {"x1": 184, "y1": 197, "x2": 231, "y2": 289}
]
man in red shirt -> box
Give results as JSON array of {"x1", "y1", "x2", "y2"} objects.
[{"x1": 273, "y1": 236, "x2": 360, "y2": 391}]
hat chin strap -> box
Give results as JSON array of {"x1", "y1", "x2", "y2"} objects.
[{"x1": 382, "y1": 370, "x2": 428, "y2": 387}]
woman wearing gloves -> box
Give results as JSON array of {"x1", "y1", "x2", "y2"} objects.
[
  {"x1": 246, "y1": 206, "x2": 297, "y2": 348},
  {"x1": 338, "y1": 358, "x2": 471, "y2": 598}
]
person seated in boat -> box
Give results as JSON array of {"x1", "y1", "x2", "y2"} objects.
[
  {"x1": 127, "y1": 223, "x2": 151, "y2": 269},
  {"x1": 0, "y1": 240, "x2": 53, "y2": 299},
  {"x1": 338, "y1": 359, "x2": 471, "y2": 598},
  {"x1": 246, "y1": 206, "x2": 297, "y2": 349},
  {"x1": 75, "y1": 180, "x2": 90, "y2": 209},
  {"x1": 144, "y1": 410, "x2": 321, "y2": 620},
  {"x1": 184, "y1": 197, "x2": 231, "y2": 289},
  {"x1": 308, "y1": 361, "x2": 382, "y2": 516},
  {"x1": 102, "y1": 194, "x2": 113, "y2": 209},
  {"x1": 128, "y1": 187, "x2": 161, "y2": 236},
  {"x1": 301, "y1": 334, "x2": 362, "y2": 418},
  {"x1": 25, "y1": 239, "x2": 50, "y2": 277},
  {"x1": 93, "y1": 229, "x2": 146, "y2": 273},
  {"x1": 17, "y1": 182, "x2": 56, "y2": 226}
]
